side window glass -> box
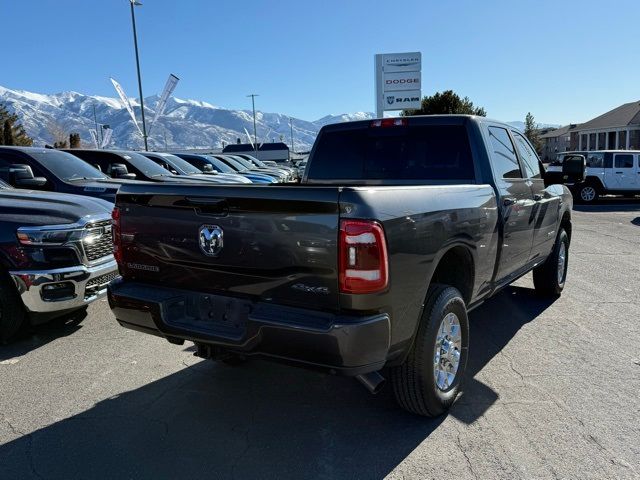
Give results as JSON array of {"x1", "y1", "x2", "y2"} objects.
[
  {"x1": 586, "y1": 153, "x2": 604, "y2": 168},
  {"x1": 0, "y1": 154, "x2": 16, "y2": 168},
  {"x1": 488, "y1": 127, "x2": 522, "y2": 179},
  {"x1": 614, "y1": 154, "x2": 633, "y2": 168},
  {"x1": 0, "y1": 154, "x2": 17, "y2": 183},
  {"x1": 512, "y1": 132, "x2": 541, "y2": 179}
]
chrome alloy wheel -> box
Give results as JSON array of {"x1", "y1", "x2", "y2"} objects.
[
  {"x1": 557, "y1": 242, "x2": 567, "y2": 284},
  {"x1": 580, "y1": 186, "x2": 596, "y2": 202},
  {"x1": 433, "y1": 312, "x2": 462, "y2": 391}
]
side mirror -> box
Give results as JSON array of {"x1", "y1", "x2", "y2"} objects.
[
  {"x1": 108, "y1": 163, "x2": 136, "y2": 179},
  {"x1": 541, "y1": 155, "x2": 585, "y2": 186},
  {"x1": 10, "y1": 164, "x2": 47, "y2": 188},
  {"x1": 562, "y1": 155, "x2": 586, "y2": 183},
  {"x1": 202, "y1": 164, "x2": 214, "y2": 173}
]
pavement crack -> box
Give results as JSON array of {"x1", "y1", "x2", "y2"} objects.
[
  {"x1": 230, "y1": 378, "x2": 257, "y2": 480},
  {"x1": 498, "y1": 349, "x2": 526, "y2": 384},
  {"x1": 455, "y1": 430, "x2": 479, "y2": 480},
  {"x1": 230, "y1": 427, "x2": 251, "y2": 480},
  {"x1": 1, "y1": 415, "x2": 44, "y2": 480}
]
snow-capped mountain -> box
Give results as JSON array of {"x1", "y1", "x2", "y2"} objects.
[
  {"x1": 0, "y1": 85, "x2": 373, "y2": 151},
  {"x1": 313, "y1": 112, "x2": 375, "y2": 127},
  {"x1": 506, "y1": 121, "x2": 561, "y2": 132}
]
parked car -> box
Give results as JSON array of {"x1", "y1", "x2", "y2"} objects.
[
  {"x1": 141, "y1": 152, "x2": 250, "y2": 184},
  {"x1": 296, "y1": 160, "x2": 307, "y2": 178},
  {"x1": 223, "y1": 154, "x2": 288, "y2": 182},
  {"x1": 65, "y1": 149, "x2": 218, "y2": 185},
  {"x1": 0, "y1": 178, "x2": 118, "y2": 341},
  {"x1": 546, "y1": 150, "x2": 640, "y2": 203},
  {"x1": 108, "y1": 115, "x2": 579, "y2": 416},
  {"x1": 170, "y1": 153, "x2": 254, "y2": 184},
  {"x1": 0, "y1": 146, "x2": 145, "y2": 202},
  {"x1": 213, "y1": 155, "x2": 280, "y2": 183},
  {"x1": 236, "y1": 154, "x2": 298, "y2": 182}
]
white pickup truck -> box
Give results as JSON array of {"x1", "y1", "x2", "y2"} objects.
[{"x1": 547, "y1": 150, "x2": 640, "y2": 202}]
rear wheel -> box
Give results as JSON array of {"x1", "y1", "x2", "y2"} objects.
[
  {"x1": 390, "y1": 285, "x2": 469, "y2": 417},
  {"x1": 533, "y1": 229, "x2": 569, "y2": 297},
  {"x1": 0, "y1": 275, "x2": 26, "y2": 343}
]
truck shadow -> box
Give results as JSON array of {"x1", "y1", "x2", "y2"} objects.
[
  {"x1": 573, "y1": 198, "x2": 640, "y2": 213},
  {"x1": 0, "y1": 308, "x2": 87, "y2": 362},
  {"x1": 0, "y1": 286, "x2": 555, "y2": 480}
]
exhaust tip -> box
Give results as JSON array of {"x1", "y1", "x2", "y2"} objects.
[{"x1": 356, "y1": 371, "x2": 386, "y2": 395}]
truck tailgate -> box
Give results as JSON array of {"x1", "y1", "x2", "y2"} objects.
[{"x1": 116, "y1": 184, "x2": 340, "y2": 312}]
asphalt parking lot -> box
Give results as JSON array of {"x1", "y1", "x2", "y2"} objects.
[{"x1": 1, "y1": 201, "x2": 639, "y2": 480}]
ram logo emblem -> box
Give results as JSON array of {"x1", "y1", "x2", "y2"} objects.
[{"x1": 199, "y1": 225, "x2": 224, "y2": 257}]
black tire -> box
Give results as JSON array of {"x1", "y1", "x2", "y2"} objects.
[
  {"x1": 533, "y1": 229, "x2": 569, "y2": 297},
  {"x1": 390, "y1": 285, "x2": 469, "y2": 417},
  {"x1": 577, "y1": 182, "x2": 600, "y2": 203},
  {"x1": 0, "y1": 274, "x2": 26, "y2": 343}
]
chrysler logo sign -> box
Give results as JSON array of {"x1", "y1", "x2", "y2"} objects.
[
  {"x1": 384, "y1": 56, "x2": 420, "y2": 67},
  {"x1": 199, "y1": 225, "x2": 224, "y2": 257}
]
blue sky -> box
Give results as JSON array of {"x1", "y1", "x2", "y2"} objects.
[{"x1": 2, "y1": 0, "x2": 639, "y2": 124}]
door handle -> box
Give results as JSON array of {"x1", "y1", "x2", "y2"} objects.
[
  {"x1": 615, "y1": 171, "x2": 623, "y2": 174},
  {"x1": 503, "y1": 197, "x2": 517, "y2": 206},
  {"x1": 533, "y1": 194, "x2": 543, "y2": 201}
]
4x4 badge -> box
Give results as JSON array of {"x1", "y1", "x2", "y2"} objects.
[{"x1": 199, "y1": 225, "x2": 224, "y2": 257}]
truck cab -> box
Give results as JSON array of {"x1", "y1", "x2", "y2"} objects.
[{"x1": 0, "y1": 146, "x2": 131, "y2": 203}]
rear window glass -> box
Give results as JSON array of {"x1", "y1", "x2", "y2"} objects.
[
  {"x1": 124, "y1": 152, "x2": 173, "y2": 177},
  {"x1": 30, "y1": 150, "x2": 108, "y2": 181},
  {"x1": 308, "y1": 125, "x2": 474, "y2": 181}
]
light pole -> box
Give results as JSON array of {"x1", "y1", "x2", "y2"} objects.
[
  {"x1": 129, "y1": 0, "x2": 148, "y2": 151},
  {"x1": 289, "y1": 117, "x2": 295, "y2": 154},
  {"x1": 247, "y1": 94, "x2": 259, "y2": 154}
]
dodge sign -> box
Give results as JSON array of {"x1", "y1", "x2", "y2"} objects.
[{"x1": 383, "y1": 72, "x2": 422, "y2": 92}]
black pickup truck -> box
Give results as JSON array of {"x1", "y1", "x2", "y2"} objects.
[
  {"x1": 0, "y1": 179, "x2": 118, "y2": 341},
  {"x1": 0, "y1": 146, "x2": 149, "y2": 202},
  {"x1": 108, "y1": 115, "x2": 577, "y2": 416}
]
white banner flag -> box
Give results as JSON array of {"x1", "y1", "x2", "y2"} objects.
[
  {"x1": 89, "y1": 129, "x2": 99, "y2": 148},
  {"x1": 149, "y1": 74, "x2": 179, "y2": 134},
  {"x1": 243, "y1": 127, "x2": 254, "y2": 148},
  {"x1": 110, "y1": 77, "x2": 143, "y2": 137},
  {"x1": 100, "y1": 128, "x2": 113, "y2": 148}
]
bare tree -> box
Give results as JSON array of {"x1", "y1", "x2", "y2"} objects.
[{"x1": 46, "y1": 119, "x2": 70, "y2": 148}]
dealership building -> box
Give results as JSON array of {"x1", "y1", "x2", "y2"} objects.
[
  {"x1": 540, "y1": 100, "x2": 640, "y2": 161},
  {"x1": 540, "y1": 124, "x2": 578, "y2": 162}
]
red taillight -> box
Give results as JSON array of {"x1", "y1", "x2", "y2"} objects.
[
  {"x1": 370, "y1": 118, "x2": 407, "y2": 128},
  {"x1": 339, "y1": 219, "x2": 388, "y2": 294},
  {"x1": 111, "y1": 207, "x2": 122, "y2": 265}
]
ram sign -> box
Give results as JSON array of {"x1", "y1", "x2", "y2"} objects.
[{"x1": 375, "y1": 52, "x2": 422, "y2": 116}]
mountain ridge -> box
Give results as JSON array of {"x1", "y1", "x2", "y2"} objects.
[
  {"x1": 0, "y1": 85, "x2": 373, "y2": 151},
  {"x1": 0, "y1": 85, "x2": 559, "y2": 150}
]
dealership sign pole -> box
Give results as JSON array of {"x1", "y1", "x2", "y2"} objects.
[{"x1": 374, "y1": 52, "x2": 422, "y2": 118}]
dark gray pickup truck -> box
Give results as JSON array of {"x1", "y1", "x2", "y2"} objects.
[
  {"x1": 108, "y1": 115, "x2": 575, "y2": 416},
  {"x1": 0, "y1": 179, "x2": 118, "y2": 341}
]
